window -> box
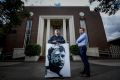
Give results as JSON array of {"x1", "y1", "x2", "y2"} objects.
[
  {"x1": 80, "y1": 20, "x2": 86, "y2": 29},
  {"x1": 24, "y1": 20, "x2": 32, "y2": 47}
]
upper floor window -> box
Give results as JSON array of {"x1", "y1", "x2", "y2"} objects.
[
  {"x1": 24, "y1": 20, "x2": 32, "y2": 47},
  {"x1": 80, "y1": 20, "x2": 86, "y2": 29}
]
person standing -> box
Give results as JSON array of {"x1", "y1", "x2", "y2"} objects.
[
  {"x1": 46, "y1": 29, "x2": 65, "y2": 77},
  {"x1": 76, "y1": 28, "x2": 90, "y2": 77}
]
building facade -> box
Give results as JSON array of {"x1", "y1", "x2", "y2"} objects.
[{"x1": 3, "y1": 6, "x2": 107, "y2": 57}]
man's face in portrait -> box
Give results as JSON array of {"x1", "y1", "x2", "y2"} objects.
[{"x1": 48, "y1": 46, "x2": 65, "y2": 69}]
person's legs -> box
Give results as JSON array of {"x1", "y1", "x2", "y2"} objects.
[
  {"x1": 79, "y1": 47, "x2": 85, "y2": 74},
  {"x1": 79, "y1": 46, "x2": 90, "y2": 76}
]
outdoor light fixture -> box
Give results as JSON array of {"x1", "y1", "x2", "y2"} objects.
[
  {"x1": 29, "y1": 12, "x2": 34, "y2": 17},
  {"x1": 79, "y1": 12, "x2": 85, "y2": 17}
]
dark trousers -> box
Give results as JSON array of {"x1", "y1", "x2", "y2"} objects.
[{"x1": 79, "y1": 46, "x2": 90, "y2": 75}]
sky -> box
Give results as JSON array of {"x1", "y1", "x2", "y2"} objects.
[
  {"x1": 90, "y1": 1, "x2": 120, "y2": 41},
  {"x1": 2, "y1": 0, "x2": 120, "y2": 42},
  {"x1": 101, "y1": 14, "x2": 120, "y2": 41},
  {"x1": 23, "y1": 0, "x2": 90, "y2": 6}
]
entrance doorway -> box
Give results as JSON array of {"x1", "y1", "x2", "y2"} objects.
[
  {"x1": 42, "y1": 19, "x2": 70, "y2": 55},
  {"x1": 50, "y1": 19, "x2": 63, "y2": 37},
  {"x1": 37, "y1": 15, "x2": 75, "y2": 56}
]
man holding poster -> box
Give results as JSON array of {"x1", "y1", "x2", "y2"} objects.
[{"x1": 45, "y1": 29, "x2": 71, "y2": 78}]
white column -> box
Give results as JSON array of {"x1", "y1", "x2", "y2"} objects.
[
  {"x1": 69, "y1": 16, "x2": 75, "y2": 45},
  {"x1": 37, "y1": 16, "x2": 44, "y2": 56},
  {"x1": 46, "y1": 19, "x2": 50, "y2": 43},
  {"x1": 63, "y1": 19, "x2": 67, "y2": 41}
]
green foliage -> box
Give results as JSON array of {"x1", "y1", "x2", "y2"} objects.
[
  {"x1": 70, "y1": 45, "x2": 79, "y2": 55},
  {"x1": 90, "y1": 0, "x2": 120, "y2": 15},
  {"x1": 0, "y1": 0, "x2": 29, "y2": 47},
  {"x1": 25, "y1": 44, "x2": 41, "y2": 57},
  {"x1": 0, "y1": 0, "x2": 29, "y2": 26}
]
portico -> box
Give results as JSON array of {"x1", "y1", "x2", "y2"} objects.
[{"x1": 37, "y1": 15, "x2": 76, "y2": 55}]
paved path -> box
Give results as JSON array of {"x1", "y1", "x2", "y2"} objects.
[
  {"x1": 89, "y1": 59, "x2": 120, "y2": 66},
  {"x1": 1, "y1": 59, "x2": 120, "y2": 67},
  {"x1": 0, "y1": 60, "x2": 120, "y2": 80},
  {"x1": 0, "y1": 62, "x2": 22, "y2": 67}
]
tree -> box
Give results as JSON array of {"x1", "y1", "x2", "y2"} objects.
[
  {"x1": 90, "y1": 0, "x2": 120, "y2": 15},
  {"x1": 0, "y1": 0, "x2": 29, "y2": 47}
]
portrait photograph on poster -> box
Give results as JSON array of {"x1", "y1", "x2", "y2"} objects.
[{"x1": 45, "y1": 43, "x2": 71, "y2": 78}]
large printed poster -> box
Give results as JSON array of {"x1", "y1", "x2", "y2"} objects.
[{"x1": 45, "y1": 43, "x2": 71, "y2": 78}]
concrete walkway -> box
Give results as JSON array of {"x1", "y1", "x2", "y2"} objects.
[
  {"x1": 0, "y1": 62, "x2": 22, "y2": 67},
  {"x1": 89, "y1": 59, "x2": 120, "y2": 66},
  {"x1": 0, "y1": 59, "x2": 120, "y2": 67},
  {"x1": 0, "y1": 60, "x2": 120, "y2": 80}
]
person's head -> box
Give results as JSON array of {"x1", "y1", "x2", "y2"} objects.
[
  {"x1": 48, "y1": 45, "x2": 65, "y2": 69},
  {"x1": 54, "y1": 29, "x2": 60, "y2": 36},
  {"x1": 79, "y1": 28, "x2": 85, "y2": 34}
]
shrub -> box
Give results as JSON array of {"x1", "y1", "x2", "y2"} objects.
[
  {"x1": 25, "y1": 44, "x2": 41, "y2": 57},
  {"x1": 70, "y1": 45, "x2": 79, "y2": 55}
]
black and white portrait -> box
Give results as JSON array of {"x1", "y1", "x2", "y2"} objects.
[{"x1": 45, "y1": 43, "x2": 71, "y2": 78}]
